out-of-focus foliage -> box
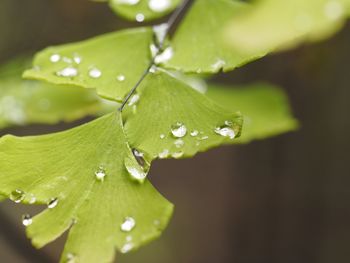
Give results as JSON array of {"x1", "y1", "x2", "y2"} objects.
[{"x1": 225, "y1": 0, "x2": 350, "y2": 53}]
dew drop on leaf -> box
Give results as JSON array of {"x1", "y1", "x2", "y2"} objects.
[
  {"x1": 22, "y1": 214, "x2": 33, "y2": 226},
  {"x1": 214, "y1": 122, "x2": 236, "y2": 139},
  {"x1": 117, "y1": 0, "x2": 140, "y2": 5},
  {"x1": 153, "y1": 23, "x2": 169, "y2": 44},
  {"x1": 190, "y1": 130, "x2": 199, "y2": 137},
  {"x1": 149, "y1": 0, "x2": 171, "y2": 12},
  {"x1": 120, "y1": 217, "x2": 136, "y2": 232},
  {"x1": 158, "y1": 149, "x2": 169, "y2": 159},
  {"x1": 128, "y1": 94, "x2": 140, "y2": 106},
  {"x1": 95, "y1": 167, "x2": 106, "y2": 181},
  {"x1": 171, "y1": 151, "x2": 184, "y2": 159},
  {"x1": 66, "y1": 253, "x2": 77, "y2": 263},
  {"x1": 50, "y1": 54, "x2": 61, "y2": 63},
  {"x1": 135, "y1": 13, "x2": 145, "y2": 22},
  {"x1": 174, "y1": 139, "x2": 184, "y2": 148},
  {"x1": 88, "y1": 67, "x2": 102, "y2": 79},
  {"x1": 160, "y1": 134, "x2": 165, "y2": 139},
  {"x1": 154, "y1": 46, "x2": 173, "y2": 64},
  {"x1": 121, "y1": 242, "x2": 134, "y2": 254},
  {"x1": 48, "y1": 198, "x2": 58, "y2": 209},
  {"x1": 124, "y1": 149, "x2": 150, "y2": 183},
  {"x1": 73, "y1": 54, "x2": 82, "y2": 64},
  {"x1": 10, "y1": 189, "x2": 25, "y2": 203},
  {"x1": 171, "y1": 122, "x2": 187, "y2": 138},
  {"x1": 56, "y1": 67, "x2": 78, "y2": 78},
  {"x1": 117, "y1": 74, "x2": 126, "y2": 82}
]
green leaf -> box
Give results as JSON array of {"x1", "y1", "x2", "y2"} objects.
[
  {"x1": 0, "y1": 194, "x2": 5, "y2": 202},
  {"x1": 206, "y1": 83, "x2": 299, "y2": 143},
  {"x1": 0, "y1": 113, "x2": 173, "y2": 263},
  {"x1": 0, "y1": 57, "x2": 117, "y2": 130},
  {"x1": 108, "y1": 0, "x2": 181, "y2": 21},
  {"x1": 225, "y1": 0, "x2": 350, "y2": 53},
  {"x1": 123, "y1": 70, "x2": 243, "y2": 159},
  {"x1": 163, "y1": 0, "x2": 266, "y2": 73},
  {"x1": 23, "y1": 28, "x2": 153, "y2": 102}
]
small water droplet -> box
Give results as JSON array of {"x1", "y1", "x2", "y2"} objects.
[
  {"x1": 199, "y1": 136, "x2": 209, "y2": 141},
  {"x1": 174, "y1": 139, "x2": 184, "y2": 148},
  {"x1": 149, "y1": 0, "x2": 171, "y2": 12},
  {"x1": 50, "y1": 54, "x2": 61, "y2": 63},
  {"x1": 190, "y1": 130, "x2": 199, "y2": 137},
  {"x1": 117, "y1": 75, "x2": 125, "y2": 82},
  {"x1": 121, "y1": 242, "x2": 134, "y2": 254},
  {"x1": 10, "y1": 189, "x2": 25, "y2": 203},
  {"x1": 160, "y1": 134, "x2": 165, "y2": 139},
  {"x1": 149, "y1": 65, "x2": 157, "y2": 73},
  {"x1": 135, "y1": 13, "x2": 145, "y2": 22},
  {"x1": 95, "y1": 167, "x2": 106, "y2": 181},
  {"x1": 62, "y1": 57, "x2": 73, "y2": 64},
  {"x1": 211, "y1": 59, "x2": 226, "y2": 71},
  {"x1": 126, "y1": 235, "x2": 133, "y2": 242},
  {"x1": 158, "y1": 149, "x2": 169, "y2": 159},
  {"x1": 66, "y1": 253, "x2": 77, "y2": 263},
  {"x1": 128, "y1": 94, "x2": 140, "y2": 106},
  {"x1": 22, "y1": 214, "x2": 32, "y2": 226},
  {"x1": 153, "y1": 219, "x2": 160, "y2": 226},
  {"x1": 154, "y1": 46, "x2": 173, "y2": 64},
  {"x1": 171, "y1": 122, "x2": 187, "y2": 138},
  {"x1": 153, "y1": 23, "x2": 169, "y2": 44},
  {"x1": 117, "y1": 0, "x2": 139, "y2": 5},
  {"x1": 214, "y1": 121, "x2": 236, "y2": 139},
  {"x1": 171, "y1": 151, "x2": 184, "y2": 159},
  {"x1": 56, "y1": 67, "x2": 78, "y2": 77},
  {"x1": 28, "y1": 194, "x2": 36, "y2": 204},
  {"x1": 121, "y1": 217, "x2": 136, "y2": 232},
  {"x1": 48, "y1": 198, "x2": 58, "y2": 209},
  {"x1": 73, "y1": 54, "x2": 82, "y2": 64},
  {"x1": 89, "y1": 67, "x2": 102, "y2": 79},
  {"x1": 324, "y1": 0, "x2": 344, "y2": 20}
]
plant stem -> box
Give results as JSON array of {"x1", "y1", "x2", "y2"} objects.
[{"x1": 118, "y1": 0, "x2": 193, "y2": 112}]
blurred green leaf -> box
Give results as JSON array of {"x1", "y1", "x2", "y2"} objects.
[
  {"x1": 108, "y1": 0, "x2": 181, "y2": 21},
  {"x1": 206, "y1": 83, "x2": 299, "y2": 143},
  {"x1": 0, "y1": 57, "x2": 114, "y2": 130},
  {"x1": 23, "y1": 28, "x2": 153, "y2": 102},
  {"x1": 163, "y1": 0, "x2": 266, "y2": 73},
  {"x1": 123, "y1": 69, "x2": 243, "y2": 159},
  {"x1": 0, "y1": 113, "x2": 173, "y2": 263},
  {"x1": 225, "y1": 0, "x2": 350, "y2": 53}
]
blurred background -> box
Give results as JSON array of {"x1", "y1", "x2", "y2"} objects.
[{"x1": 0, "y1": 0, "x2": 349, "y2": 262}]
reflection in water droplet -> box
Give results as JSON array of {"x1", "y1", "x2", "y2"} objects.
[
  {"x1": 95, "y1": 167, "x2": 106, "y2": 181},
  {"x1": 149, "y1": 0, "x2": 171, "y2": 12},
  {"x1": 89, "y1": 68, "x2": 102, "y2": 79},
  {"x1": 155, "y1": 47, "x2": 173, "y2": 64},
  {"x1": 171, "y1": 122, "x2": 187, "y2": 138},
  {"x1": 10, "y1": 189, "x2": 25, "y2": 203},
  {"x1": 48, "y1": 198, "x2": 58, "y2": 209},
  {"x1": 50, "y1": 54, "x2": 61, "y2": 63},
  {"x1": 121, "y1": 217, "x2": 136, "y2": 232},
  {"x1": 121, "y1": 242, "x2": 134, "y2": 254},
  {"x1": 214, "y1": 121, "x2": 236, "y2": 139},
  {"x1": 125, "y1": 157, "x2": 147, "y2": 182},
  {"x1": 136, "y1": 13, "x2": 145, "y2": 22},
  {"x1": 158, "y1": 149, "x2": 169, "y2": 159},
  {"x1": 22, "y1": 214, "x2": 32, "y2": 226},
  {"x1": 56, "y1": 67, "x2": 78, "y2": 77}
]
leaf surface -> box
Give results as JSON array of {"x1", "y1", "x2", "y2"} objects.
[
  {"x1": 108, "y1": 0, "x2": 181, "y2": 21},
  {"x1": 163, "y1": 0, "x2": 265, "y2": 73},
  {"x1": 206, "y1": 83, "x2": 299, "y2": 143},
  {"x1": 0, "y1": 113, "x2": 173, "y2": 263},
  {"x1": 123, "y1": 70, "x2": 243, "y2": 159},
  {"x1": 23, "y1": 28, "x2": 153, "y2": 102}
]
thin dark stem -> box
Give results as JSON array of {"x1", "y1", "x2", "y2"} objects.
[{"x1": 118, "y1": 0, "x2": 193, "y2": 112}]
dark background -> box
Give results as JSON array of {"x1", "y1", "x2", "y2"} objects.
[{"x1": 0, "y1": 0, "x2": 349, "y2": 262}]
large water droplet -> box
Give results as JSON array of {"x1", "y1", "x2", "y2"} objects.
[
  {"x1": 22, "y1": 214, "x2": 32, "y2": 226},
  {"x1": 171, "y1": 122, "x2": 187, "y2": 138},
  {"x1": 89, "y1": 67, "x2": 102, "y2": 79},
  {"x1": 121, "y1": 242, "x2": 134, "y2": 254},
  {"x1": 149, "y1": 0, "x2": 171, "y2": 12},
  {"x1": 120, "y1": 217, "x2": 136, "y2": 232},
  {"x1": 214, "y1": 121, "x2": 236, "y2": 139},
  {"x1": 50, "y1": 54, "x2": 61, "y2": 63},
  {"x1": 125, "y1": 149, "x2": 150, "y2": 183},
  {"x1": 95, "y1": 167, "x2": 106, "y2": 181},
  {"x1": 154, "y1": 46, "x2": 173, "y2": 64},
  {"x1": 56, "y1": 67, "x2": 78, "y2": 77},
  {"x1": 48, "y1": 198, "x2": 58, "y2": 209},
  {"x1": 10, "y1": 189, "x2": 25, "y2": 203}
]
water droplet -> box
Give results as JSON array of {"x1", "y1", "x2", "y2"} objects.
[
  {"x1": 117, "y1": 75, "x2": 125, "y2": 82},
  {"x1": 136, "y1": 13, "x2": 145, "y2": 22},
  {"x1": 48, "y1": 198, "x2": 58, "y2": 209},
  {"x1": 214, "y1": 122, "x2": 236, "y2": 139},
  {"x1": 149, "y1": 0, "x2": 171, "y2": 12},
  {"x1": 150, "y1": 44, "x2": 159, "y2": 58},
  {"x1": 63, "y1": 57, "x2": 73, "y2": 64},
  {"x1": 121, "y1": 217, "x2": 136, "y2": 232},
  {"x1": 22, "y1": 214, "x2": 32, "y2": 226},
  {"x1": 50, "y1": 54, "x2": 61, "y2": 63},
  {"x1": 73, "y1": 54, "x2": 82, "y2": 64},
  {"x1": 190, "y1": 130, "x2": 199, "y2": 137},
  {"x1": 324, "y1": 0, "x2": 344, "y2": 20},
  {"x1": 154, "y1": 46, "x2": 173, "y2": 64},
  {"x1": 66, "y1": 253, "x2": 77, "y2": 263},
  {"x1": 149, "y1": 65, "x2": 157, "y2": 73},
  {"x1": 171, "y1": 151, "x2": 184, "y2": 159},
  {"x1": 95, "y1": 167, "x2": 106, "y2": 181},
  {"x1": 211, "y1": 59, "x2": 226, "y2": 71},
  {"x1": 160, "y1": 134, "x2": 165, "y2": 139},
  {"x1": 158, "y1": 149, "x2": 169, "y2": 159},
  {"x1": 174, "y1": 139, "x2": 184, "y2": 148},
  {"x1": 117, "y1": 0, "x2": 140, "y2": 5},
  {"x1": 121, "y1": 242, "x2": 134, "y2": 254},
  {"x1": 128, "y1": 94, "x2": 140, "y2": 106},
  {"x1": 199, "y1": 136, "x2": 209, "y2": 141},
  {"x1": 124, "y1": 149, "x2": 150, "y2": 183},
  {"x1": 28, "y1": 194, "x2": 36, "y2": 204},
  {"x1": 171, "y1": 122, "x2": 187, "y2": 138},
  {"x1": 153, "y1": 23, "x2": 169, "y2": 44},
  {"x1": 89, "y1": 67, "x2": 102, "y2": 79},
  {"x1": 56, "y1": 67, "x2": 78, "y2": 77},
  {"x1": 126, "y1": 235, "x2": 133, "y2": 242},
  {"x1": 10, "y1": 189, "x2": 25, "y2": 203}
]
